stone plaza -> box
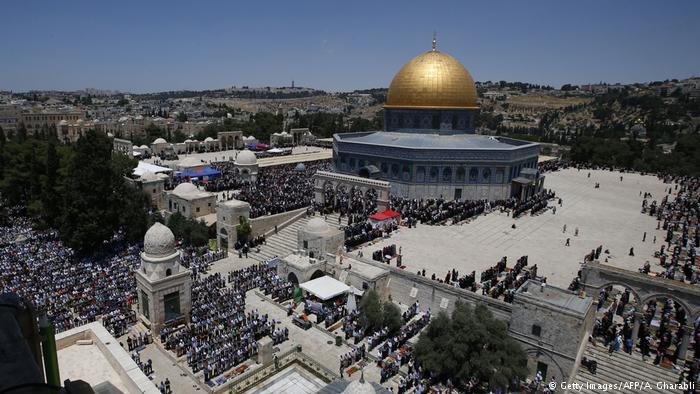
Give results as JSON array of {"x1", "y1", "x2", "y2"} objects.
[{"x1": 356, "y1": 167, "x2": 670, "y2": 288}]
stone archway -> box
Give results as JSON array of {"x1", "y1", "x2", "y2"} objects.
[
  {"x1": 524, "y1": 348, "x2": 566, "y2": 384},
  {"x1": 288, "y1": 272, "x2": 299, "y2": 285},
  {"x1": 310, "y1": 270, "x2": 326, "y2": 280},
  {"x1": 580, "y1": 261, "x2": 700, "y2": 321},
  {"x1": 595, "y1": 281, "x2": 642, "y2": 311},
  {"x1": 313, "y1": 171, "x2": 390, "y2": 212},
  {"x1": 581, "y1": 261, "x2": 700, "y2": 361}
]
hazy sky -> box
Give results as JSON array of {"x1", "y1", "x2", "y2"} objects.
[{"x1": 2, "y1": 1, "x2": 699, "y2": 93}]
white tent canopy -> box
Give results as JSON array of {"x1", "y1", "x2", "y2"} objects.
[
  {"x1": 133, "y1": 161, "x2": 173, "y2": 177},
  {"x1": 300, "y1": 276, "x2": 350, "y2": 301}
]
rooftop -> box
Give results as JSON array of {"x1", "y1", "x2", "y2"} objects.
[
  {"x1": 335, "y1": 132, "x2": 537, "y2": 150},
  {"x1": 341, "y1": 257, "x2": 389, "y2": 281},
  {"x1": 515, "y1": 280, "x2": 592, "y2": 316}
]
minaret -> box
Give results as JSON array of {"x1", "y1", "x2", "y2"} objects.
[{"x1": 135, "y1": 222, "x2": 192, "y2": 335}]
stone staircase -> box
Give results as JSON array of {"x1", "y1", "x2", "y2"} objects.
[
  {"x1": 246, "y1": 213, "x2": 347, "y2": 262},
  {"x1": 573, "y1": 344, "x2": 683, "y2": 394}
]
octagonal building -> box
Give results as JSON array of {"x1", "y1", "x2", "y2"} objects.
[{"x1": 333, "y1": 38, "x2": 542, "y2": 201}]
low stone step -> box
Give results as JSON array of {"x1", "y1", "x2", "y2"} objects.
[{"x1": 585, "y1": 346, "x2": 679, "y2": 383}]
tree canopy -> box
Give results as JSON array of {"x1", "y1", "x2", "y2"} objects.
[
  {"x1": 414, "y1": 302, "x2": 528, "y2": 391},
  {"x1": 0, "y1": 130, "x2": 150, "y2": 253},
  {"x1": 358, "y1": 290, "x2": 402, "y2": 335},
  {"x1": 166, "y1": 211, "x2": 209, "y2": 247}
]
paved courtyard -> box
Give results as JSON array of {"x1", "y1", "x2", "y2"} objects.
[{"x1": 356, "y1": 168, "x2": 672, "y2": 288}]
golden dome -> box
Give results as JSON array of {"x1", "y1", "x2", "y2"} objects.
[{"x1": 385, "y1": 48, "x2": 478, "y2": 110}]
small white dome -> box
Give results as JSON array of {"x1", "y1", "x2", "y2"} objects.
[
  {"x1": 342, "y1": 379, "x2": 378, "y2": 394},
  {"x1": 143, "y1": 222, "x2": 175, "y2": 257},
  {"x1": 235, "y1": 150, "x2": 258, "y2": 165},
  {"x1": 153, "y1": 137, "x2": 167, "y2": 144},
  {"x1": 184, "y1": 139, "x2": 193, "y2": 143},
  {"x1": 140, "y1": 145, "x2": 149, "y2": 149},
  {"x1": 172, "y1": 182, "x2": 199, "y2": 197},
  {"x1": 305, "y1": 218, "x2": 329, "y2": 234},
  {"x1": 204, "y1": 137, "x2": 214, "y2": 142}
]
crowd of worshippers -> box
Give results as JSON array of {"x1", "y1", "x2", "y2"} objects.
[
  {"x1": 390, "y1": 197, "x2": 495, "y2": 225},
  {"x1": 408, "y1": 255, "x2": 537, "y2": 303},
  {"x1": 226, "y1": 262, "x2": 293, "y2": 302},
  {"x1": 379, "y1": 345, "x2": 413, "y2": 384},
  {"x1": 375, "y1": 311, "x2": 431, "y2": 386},
  {"x1": 344, "y1": 220, "x2": 390, "y2": 248},
  {"x1": 206, "y1": 160, "x2": 332, "y2": 218},
  {"x1": 538, "y1": 159, "x2": 568, "y2": 173},
  {"x1": 0, "y1": 211, "x2": 141, "y2": 334},
  {"x1": 342, "y1": 310, "x2": 365, "y2": 344},
  {"x1": 180, "y1": 246, "x2": 227, "y2": 277},
  {"x1": 509, "y1": 189, "x2": 556, "y2": 218},
  {"x1": 302, "y1": 299, "x2": 347, "y2": 327},
  {"x1": 402, "y1": 301, "x2": 419, "y2": 322},
  {"x1": 480, "y1": 256, "x2": 537, "y2": 302},
  {"x1": 157, "y1": 378, "x2": 172, "y2": 394},
  {"x1": 125, "y1": 331, "x2": 152, "y2": 351},
  {"x1": 233, "y1": 234, "x2": 266, "y2": 253},
  {"x1": 130, "y1": 349, "x2": 154, "y2": 379},
  {"x1": 161, "y1": 268, "x2": 290, "y2": 381},
  {"x1": 641, "y1": 176, "x2": 699, "y2": 285},
  {"x1": 323, "y1": 303, "x2": 347, "y2": 328},
  {"x1": 377, "y1": 312, "x2": 430, "y2": 360},
  {"x1": 339, "y1": 344, "x2": 366, "y2": 370},
  {"x1": 103, "y1": 308, "x2": 137, "y2": 338},
  {"x1": 592, "y1": 286, "x2": 698, "y2": 371},
  {"x1": 396, "y1": 358, "x2": 429, "y2": 394},
  {"x1": 372, "y1": 244, "x2": 398, "y2": 263},
  {"x1": 320, "y1": 186, "x2": 378, "y2": 217}
]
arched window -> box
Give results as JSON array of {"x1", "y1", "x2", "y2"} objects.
[
  {"x1": 391, "y1": 164, "x2": 399, "y2": 179},
  {"x1": 495, "y1": 168, "x2": 504, "y2": 183},
  {"x1": 402, "y1": 165, "x2": 411, "y2": 181},
  {"x1": 482, "y1": 168, "x2": 491, "y2": 183},
  {"x1": 456, "y1": 167, "x2": 466, "y2": 183},
  {"x1": 380, "y1": 162, "x2": 388, "y2": 175},
  {"x1": 416, "y1": 167, "x2": 425, "y2": 182},
  {"x1": 469, "y1": 168, "x2": 479, "y2": 182},
  {"x1": 442, "y1": 167, "x2": 452, "y2": 182},
  {"x1": 166, "y1": 268, "x2": 172, "y2": 277},
  {"x1": 429, "y1": 167, "x2": 439, "y2": 182},
  {"x1": 349, "y1": 158, "x2": 356, "y2": 169}
]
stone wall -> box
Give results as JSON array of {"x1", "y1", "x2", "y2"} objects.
[
  {"x1": 251, "y1": 207, "x2": 308, "y2": 238},
  {"x1": 56, "y1": 322, "x2": 160, "y2": 394},
  {"x1": 353, "y1": 256, "x2": 514, "y2": 321}
]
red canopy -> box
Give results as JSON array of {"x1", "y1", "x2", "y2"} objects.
[{"x1": 368, "y1": 209, "x2": 401, "y2": 221}]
